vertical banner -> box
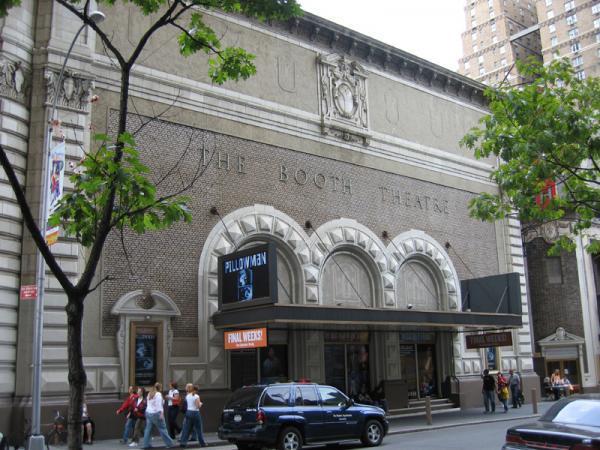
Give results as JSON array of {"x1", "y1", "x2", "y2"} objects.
[{"x1": 45, "y1": 142, "x2": 66, "y2": 246}]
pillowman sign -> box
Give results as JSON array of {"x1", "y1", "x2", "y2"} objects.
[{"x1": 218, "y1": 243, "x2": 278, "y2": 310}]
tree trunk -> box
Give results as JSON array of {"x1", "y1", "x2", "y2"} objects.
[{"x1": 66, "y1": 296, "x2": 86, "y2": 450}]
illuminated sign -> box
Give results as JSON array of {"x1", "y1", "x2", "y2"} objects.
[
  {"x1": 218, "y1": 243, "x2": 278, "y2": 310},
  {"x1": 224, "y1": 327, "x2": 268, "y2": 350}
]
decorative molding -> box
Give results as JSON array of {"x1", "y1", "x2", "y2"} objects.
[
  {"x1": 318, "y1": 53, "x2": 370, "y2": 145},
  {"x1": 0, "y1": 55, "x2": 30, "y2": 104},
  {"x1": 522, "y1": 220, "x2": 573, "y2": 244},
  {"x1": 538, "y1": 327, "x2": 585, "y2": 347},
  {"x1": 44, "y1": 68, "x2": 95, "y2": 113},
  {"x1": 111, "y1": 289, "x2": 181, "y2": 317}
]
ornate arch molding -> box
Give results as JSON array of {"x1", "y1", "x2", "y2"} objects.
[
  {"x1": 111, "y1": 290, "x2": 181, "y2": 392},
  {"x1": 309, "y1": 219, "x2": 392, "y2": 307},
  {"x1": 388, "y1": 230, "x2": 461, "y2": 310},
  {"x1": 197, "y1": 204, "x2": 311, "y2": 374}
]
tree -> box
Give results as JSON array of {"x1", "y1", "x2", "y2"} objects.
[
  {"x1": 460, "y1": 59, "x2": 600, "y2": 254},
  {"x1": 0, "y1": 1, "x2": 301, "y2": 448}
]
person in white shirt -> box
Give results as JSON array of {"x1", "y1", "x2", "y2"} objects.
[
  {"x1": 142, "y1": 382, "x2": 174, "y2": 449},
  {"x1": 179, "y1": 384, "x2": 206, "y2": 448},
  {"x1": 166, "y1": 382, "x2": 181, "y2": 439}
]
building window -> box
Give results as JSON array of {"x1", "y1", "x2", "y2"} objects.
[
  {"x1": 500, "y1": 45, "x2": 506, "y2": 53},
  {"x1": 549, "y1": 23, "x2": 556, "y2": 33},
  {"x1": 544, "y1": 257, "x2": 563, "y2": 284},
  {"x1": 491, "y1": 21, "x2": 497, "y2": 32},
  {"x1": 596, "y1": 32, "x2": 600, "y2": 42},
  {"x1": 548, "y1": 10, "x2": 555, "y2": 18},
  {"x1": 566, "y1": 14, "x2": 577, "y2": 25},
  {"x1": 472, "y1": 31, "x2": 478, "y2": 41},
  {"x1": 553, "y1": 50, "x2": 561, "y2": 58},
  {"x1": 465, "y1": 60, "x2": 471, "y2": 70},
  {"x1": 478, "y1": 55, "x2": 485, "y2": 64},
  {"x1": 575, "y1": 70, "x2": 585, "y2": 80},
  {"x1": 490, "y1": 10, "x2": 495, "y2": 18},
  {"x1": 551, "y1": 36, "x2": 559, "y2": 46},
  {"x1": 593, "y1": 3, "x2": 600, "y2": 14},
  {"x1": 573, "y1": 55, "x2": 583, "y2": 66},
  {"x1": 473, "y1": 44, "x2": 479, "y2": 52},
  {"x1": 568, "y1": 28, "x2": 579, "y2": 38},
  {"x1": 571, "y1": 41, "x2": 581, "y2": 52},
  {"x1": 493, "y1": 35, "x2": 498, "y2": 43},
  {"x1": 501, "y1": 58, "x2": 507, "y2": 65},
  {"x1": 546, "y1": 0, "x2": 553, "y2": 5},
  {"x1": 488, "y1": 0, "x2": 494, "y2": 8},
  {"x1": 595, "y1": 18, "x2": 600, "y2": 28},
  {"x1": 479, "y1": 67, "x2": 485, "y2": 76},
  {"x1": 564, "y1": 0, "x2": 575, "y2": 11}
]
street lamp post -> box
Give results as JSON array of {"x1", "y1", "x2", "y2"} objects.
[{"x1": 28, "y1": 11, "x2": 105, "y2": 450}]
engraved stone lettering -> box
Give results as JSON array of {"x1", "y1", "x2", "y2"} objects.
[
  {"x1": 295, "y1": 169, "x2": 308, "y2": 185},
  {"x1": 280, "y1": 165, "x2": 288, "y2": 182},
  {"x1": 218, "y1": 152, "x2": 230, "y2": 171},
  {"x1": 314, "y1": 173, "x2": 326, "y2": 189},
  {"x1": 237, "y1": 156, "x2": 246, "y2": 174}
]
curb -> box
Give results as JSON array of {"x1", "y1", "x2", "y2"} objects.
[{"x1": 387, "y1": 413, "x2": 541, "y2": 435}]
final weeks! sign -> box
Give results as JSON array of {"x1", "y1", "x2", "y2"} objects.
[
  {"x1": 224, "y1": 327, "x2": 268, "y2": 350},
  {"x1": 466, "y1": 331, "x2": 513, "y2": 349}
]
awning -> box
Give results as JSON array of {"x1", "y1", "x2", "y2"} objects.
[{"x1": 211, "y1": 304, "x2": 522, "y2": 331}]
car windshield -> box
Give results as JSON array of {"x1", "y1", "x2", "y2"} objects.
[
  {"x1": 550, "y1": 400, "x2": 600, "y2": 427},
  {"x1": 226, "y1": 387, "x2": 263, "y2": 408}
]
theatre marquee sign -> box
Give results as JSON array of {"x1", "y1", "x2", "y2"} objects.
[{"x1": 218, "y1": 243, "x2": 278, "y2": 310}]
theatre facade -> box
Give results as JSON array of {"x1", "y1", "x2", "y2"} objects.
[{"x1": 0, "y1": 2, "x2": 536, "y2": 435}]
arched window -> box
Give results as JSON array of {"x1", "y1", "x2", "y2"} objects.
[
  {"x1": 398, "y1": 258, "x2": 444, "y2": 311},
  {"x1": 321, "y1": 250, "x2": 374, "y2": 308}
]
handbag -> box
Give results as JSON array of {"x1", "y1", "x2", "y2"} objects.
[{"x1": 501, "y1": 386, "x2": 509, "y2": 400}]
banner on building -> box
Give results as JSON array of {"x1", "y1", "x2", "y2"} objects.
[
  {"x1": 466, "y1": 331, "x2": 513, "y2": 349},
  {"x1": 224, "y1": 327, "x2": 267, "y2": 350},
  {"x1": 45, "y1": 142, "x2": 66, "y2": 246}
]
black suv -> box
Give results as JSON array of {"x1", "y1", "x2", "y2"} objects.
[{"x1": 218, "y1": 383, "x2": 388, "y2": 450}]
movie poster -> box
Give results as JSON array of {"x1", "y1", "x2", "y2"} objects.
[
  {"x1": 135, "y1": 331, "x2": 157, "y2": 386},
  {"x1": 45, "y1": 142, "x2": 66, "y2": 246}
]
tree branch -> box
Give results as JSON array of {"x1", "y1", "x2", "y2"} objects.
[
  {"x1": 0, "y1": 144, "x2": 74, "y2": 293},
  {"x1": 86, "y1": 275, "x2": 111, "y2": 295}
]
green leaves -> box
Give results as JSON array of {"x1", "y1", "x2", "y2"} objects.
[
  {"x1": 49, "y1": 133, "x2": 192, "y2": 247},
  {"x1": 461, "y1": 59, "x2": 600, "y2": 253},
  {"x1": 0, "y1": 0, "x2": 20, "y2": 17}
]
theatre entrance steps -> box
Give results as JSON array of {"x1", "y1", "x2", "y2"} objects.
[{"x1": 387, "y1": 397, "x2": 460, "y2": 419}]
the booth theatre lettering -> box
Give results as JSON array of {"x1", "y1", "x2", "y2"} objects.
[
  {"x1": 201, "y1": 147, "x2": 247, "y2": 174},
  {"x1": 223, "y1": 251, "x2": 268, "y2": 274},
  {"x1": 378, "y1": 186, "x2": 449, "y2": 214},
  {"x1": 279, "y1": 164, "x2": 352, "y2": 195}
]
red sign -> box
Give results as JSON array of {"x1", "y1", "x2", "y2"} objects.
[
  {"x1": 20, "y1": 285, "x2": 38, "y2": 300},
  {"x1": 224, "y1": 328, "x2": 267, "y2": 350},
  {"x1": 466, "y1": 332, "x2": 513, "y2": 349},
  {"x1": 535, "y1": 179, "x2": 557, "y2": 209}
]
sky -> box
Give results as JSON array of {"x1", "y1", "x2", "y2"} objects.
[{"x1": 298, "y1": 0, "x2": 466, "y2": 72}]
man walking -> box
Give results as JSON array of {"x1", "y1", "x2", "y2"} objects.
[
  {"x1": 509, "y1": 369, "x2": 522, "y2": 408},
  {"x1": 482, "y1": 369, "x2": 496, "y2": 414}
]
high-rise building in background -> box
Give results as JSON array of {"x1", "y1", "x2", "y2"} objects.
[{"x1": 459, "y1": 0, "x2": 599, "y2": 85}]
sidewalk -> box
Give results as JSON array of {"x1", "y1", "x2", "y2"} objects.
[{"x1": 65, "y1": 401, "x2": 552, "y2": 449}]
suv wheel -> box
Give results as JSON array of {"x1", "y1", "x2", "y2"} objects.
[
  {"x1": 278, "y1": 426, "x2": 302, "y2": 450},
  {"x1": 361, "y1": 419, "x2": 383, "y2": 447}
]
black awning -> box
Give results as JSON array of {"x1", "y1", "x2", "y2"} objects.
[{"x1": 211, "y1": 304, "x2": 522, "y2": 331}]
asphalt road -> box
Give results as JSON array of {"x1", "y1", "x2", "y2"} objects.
[{"x1": 204, "y1": 415, "x2": 537, "y2": 450}]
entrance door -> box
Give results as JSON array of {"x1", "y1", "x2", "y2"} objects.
[
  {"x1": 399, "y1": 338, "x2": 437, "y2": 399},
  {"x1": 546, "y1": 360, "x2": 580, "y2": 385},
  {"x1": 231, "y1": 349, "x2": 258, "y2": 390},
  {"x1": 324, "y1": 343, "x2": 370, "y2": 398}
]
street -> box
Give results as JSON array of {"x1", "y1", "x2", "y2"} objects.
[{"x1": 200, "y1": 415, "x2": 538, "y2": 450}]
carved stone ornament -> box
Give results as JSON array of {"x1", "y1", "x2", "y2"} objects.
[
  {"x1": 318, "y1": 53, "x2": 370, "y2": 145},
  {"x1": 0, "y1": 56, "x2": 30, "y2": 104},
  {"x1": 522, "y1": 220, "x2": 572, "y2": 244},
  {"x1": 45, "y1": 68, "x2": 95, "y2": 112}
]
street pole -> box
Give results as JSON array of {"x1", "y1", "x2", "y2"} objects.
[{"x1": 28, "y1": 11, "x2": 105, "y2": 450}]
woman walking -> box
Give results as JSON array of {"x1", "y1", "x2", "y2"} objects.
[
  {"x1": 128, "y1": 387, "x2": 147, "y2": 448},
  {"x1": 142, "y1": 383, "x2": 174, "y2": 449},
  {"x1": 496, "y1": 372, "x2": 509, "y2": 413},
  {"x1": 166, "y1": 382, "x2": 181, "y2": 439},
  {"x1": 117, "y1": 386, "x2": 139, "y2": 444},
  {"x1": 179, "y1": 384, "x2": 207, "y2": 448}
]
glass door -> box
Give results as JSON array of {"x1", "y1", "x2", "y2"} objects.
[{"x1": 324, "y1": 343, "x2": 370, "y2": 398}]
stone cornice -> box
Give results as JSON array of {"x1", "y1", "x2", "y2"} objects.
[{"x1": 250, "y1": 11, "x2": 487, "y2": 107}]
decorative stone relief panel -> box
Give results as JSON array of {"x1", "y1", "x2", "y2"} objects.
[
  {"x1": 318, "y1": 53, "x2": 370, "y2": 145},
  {"x1": 44, "y1": 68, "x2": 95, "y2": 112},
  {"x1": 0, "y1": 55, "x2": 30, "y2": 104}
]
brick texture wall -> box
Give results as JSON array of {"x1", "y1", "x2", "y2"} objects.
[
  {"x1": 526, "y1": 237, "x2": 585, "y2": 348},
  {"x1": 101, "y1": 113, "x2": 500, "y2": 338}
]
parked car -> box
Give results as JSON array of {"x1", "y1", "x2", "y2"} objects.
[
  {"x1": 218, "y1": 382, "x2": 389, "y2": 450},
  {"x1": 501, "y1": 394, "x2": 600, "y2": 449}
]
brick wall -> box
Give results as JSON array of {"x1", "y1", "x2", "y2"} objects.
[
  {"x1": 525, "y1": 237, "x2": 585, "y2": 348},
  {"x1": 101, "y1": 113, "x2": 500, "y2": 338}
]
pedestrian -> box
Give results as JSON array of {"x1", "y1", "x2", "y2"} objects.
[
  {"x1": 116, "y1": 386, "x2": 139, "y2": 444},
  {"x1": 82, "y1": 398, "x2": 94, "y2": 445},
  {"x1": 128, "y1": 387, "x2": 147, "y2": 448},
  {"x1": 166, "y1": 382, "x2": 181, "y2": 439},
  {"x1": 179, "y1": 384, "x2": 207, "y2": 448},
  {"x1": 509, "y1": 369, "x2": 522, "y2": 408},
  {"x1": 142, "y1": 382, "x2": 174, "y2": 449},
  {"x1": 481, "y1": 369, "x2": 496, "y2": 414},
  {"x1": 496, "y1": 372, "x2": 509, "y2": 413}
]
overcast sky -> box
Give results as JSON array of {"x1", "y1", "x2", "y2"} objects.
[{"x1": 299, "y1": 0, "x2": 466, "y2": 72}]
